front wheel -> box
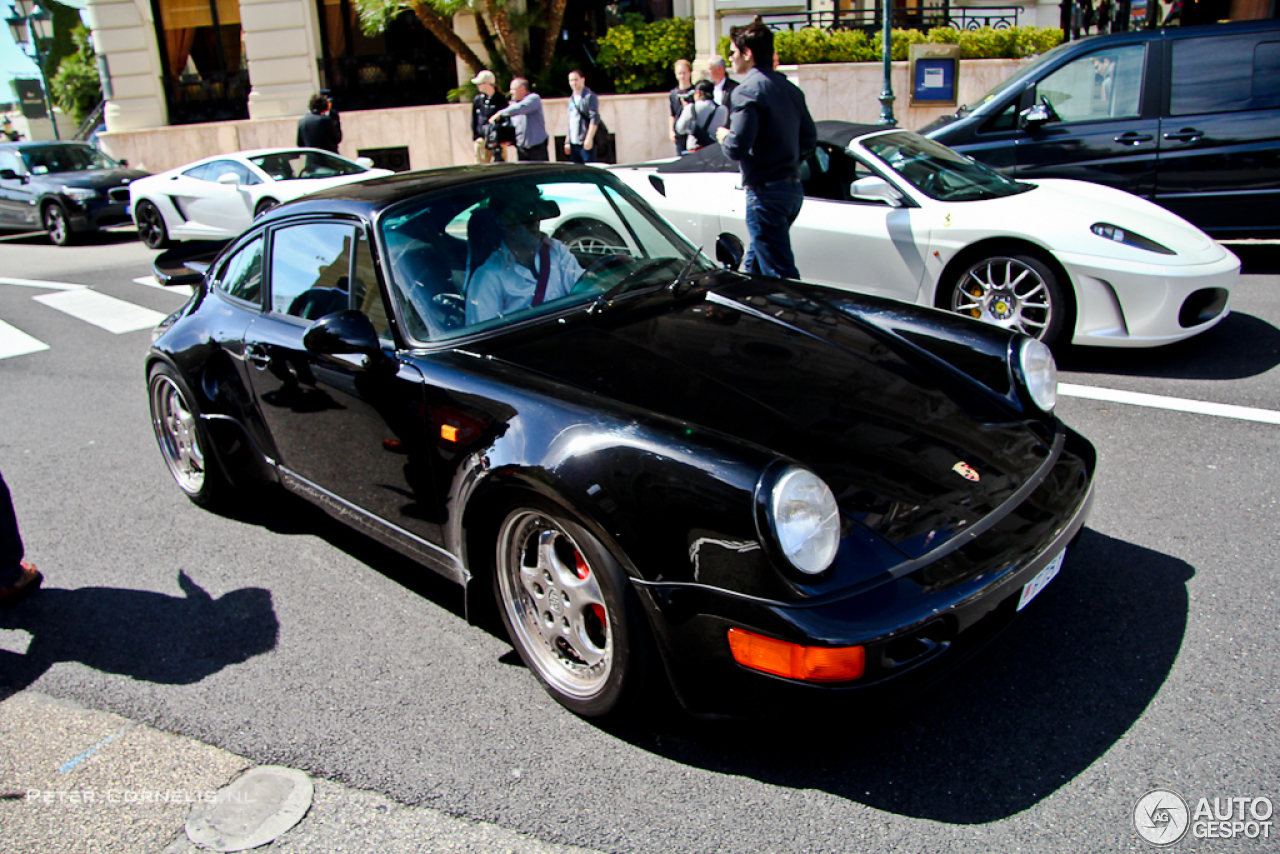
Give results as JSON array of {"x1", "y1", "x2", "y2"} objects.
[
  {"x1": 493, "y1": 503, "x2": 651, "y2": 718},
  {"x1": 555, "y1": 220, "x2": 626, "y2": 257},
  {"x1": 254, "y1": 198, "x2": 279, "y2": 218},
  {"x1": 135, "y1": 200, "x2": 170, "y2": 250},
  {"x1": 946, "y1": 253, "x2": 1068, "y2": 347},
  {"x1": 43, "y1": 202, "x2": 74, "y2": 246},
  {"x1": 148, "y1": 363, "x2": 228, "y2": 507}
]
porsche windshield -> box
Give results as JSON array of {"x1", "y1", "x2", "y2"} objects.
[
  {"x1": 862, "y1": 132, "x2": 1031, "y2": 201},
  {"x1": 378, "y1": 173, "x2": 712, "y2": 344}
]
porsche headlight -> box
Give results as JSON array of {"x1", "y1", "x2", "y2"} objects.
[
  {"x1": 768, "y1": 466, "x2": 840, "y2": 575},
  {"x1": 1018, "y1": 337, "x2": 1057, "y2": 413},
  {"x1": 1090, "y1": 222, "x2": 1174, "y2": 255},
  {"x1": 62, "y1": 186, "x2": 98, "y2": 203}
]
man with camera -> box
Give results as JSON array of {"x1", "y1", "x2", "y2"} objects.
[
  {"x1": 493, "y1": 78, "x2": 549, "y2": 162},
  {"x1": 296, "y1": 92, "x2": 341, "y2": 154},
  {"x1": 470, "y1": 70, "x2": 510, "y2": 163}
]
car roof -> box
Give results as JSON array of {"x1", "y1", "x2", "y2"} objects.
[{"x1": 0, "y1": 140, "x2": 96, "y2": 151}]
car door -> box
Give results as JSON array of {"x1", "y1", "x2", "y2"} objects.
[
  {"x1": 171, "y1": 160, "x2": 256, "y2": 237},
  {"x1": 1154, "y1": 28, "x2": 1280, "y2": 236},
  {"x1": 1014, "y1": 42, "x2": 1161, "y2": 197},
  {"x1": 0, "y1": 150, "x2": 38, "y2": 228},
  {"x1": 243, "y1": 219, "x2": 443, "y2": 547},
  {"x1": 751, "y1": 144, "x2": 930, "y2": 302}
]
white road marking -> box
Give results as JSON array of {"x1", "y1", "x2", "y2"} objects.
[
  {"x1": 134, "y1": 275, "x2": 193, "y2": 297},
  {"x1": 32, "y1": 289, "x2": 166, "y2": 334},
  {"x1": 0, "y1": 319, "x2": 49, "y2": 359},
  {"x1": 0, "y1": 277, "x2": 85, "y2": 291},
  {"x1": 1060, "y1": 383, "x2": 1280, "y2": 426}
]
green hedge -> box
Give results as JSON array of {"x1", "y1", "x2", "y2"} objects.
[
  {"x1": 597, "y1": 15, "x2": 697, "y2": 94},
  {"x1": 717, "y1": 25, "x2": 1062, "y2": 65}
]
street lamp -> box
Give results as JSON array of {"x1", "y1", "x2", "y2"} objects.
[
  {"x1": 877, "y1": 0, "x2": 896, "y2": 125},
  {"x1": 6, "y1": 0, "x2": 59, "y2": 139}
]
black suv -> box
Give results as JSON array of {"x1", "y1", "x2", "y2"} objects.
[
  {"x1": 922, "y1": 20, "x2": 1280, "y2": 239},
  {"x1": 0, "y1": 141, "x2": 149, "y2": 245}
]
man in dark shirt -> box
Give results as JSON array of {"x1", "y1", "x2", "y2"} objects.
[
  {"x1": 716, "y1": 18, "x2": 816, "y2": 280},
  {"x1": 296, "y1": 93, "x2": 342, "y2": 153},
  {"x1": 470, "y1": 70, "x2": 510, "y2": 163}
]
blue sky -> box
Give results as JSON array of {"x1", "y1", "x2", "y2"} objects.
[{"x1": 3, "y1": 1, "x2": 87, "y2": 101}]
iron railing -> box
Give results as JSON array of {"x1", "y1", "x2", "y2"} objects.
[{"x1": 759, "y1": 5, "x2": 1024, "y2": 34}]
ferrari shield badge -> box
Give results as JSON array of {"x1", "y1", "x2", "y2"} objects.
[{"x1": 952, "y1": 462, "x2": 980, "y2": 482}]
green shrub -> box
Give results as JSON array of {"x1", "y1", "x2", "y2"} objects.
[
  {"x1": 598, "y1": 15, "x2": 697, "y2": 93},
  {"x1": 723, "y1": 25, "x2": 1061, "y2": 68}
]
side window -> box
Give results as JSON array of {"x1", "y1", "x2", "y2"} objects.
[
  {"x1": 1037, "y1": 45, "x2": 1145, "y2": 123},
  {"x1": 349, "y1": 230, "x2": 393, "y2": 346},
  {"x1": 980, "y1": 100, "x2": 1022, "y2": 134},
  {"x1": 1171, "y1": 36, "x2": 1280, "y2": 115},
  {"x1": 0, "y1": 151, "x2": 22, "y2": 175},
  {"x1": 215, "y1": 236, "x2": 264, "y2": 304},
  {"x1": 269, "y1": 222, "x2": 355, "y2": 319},
  {"x1": 182, "y1": 163, "x2": 212, "y2": 181}
]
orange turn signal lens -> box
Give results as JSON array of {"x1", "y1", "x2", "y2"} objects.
[
  {"x1": 727, "y1": 628, "x2": 865, "y2": 683},
  {"x1": 440, "y1": 424, "x2": 459, "y2": 442}
]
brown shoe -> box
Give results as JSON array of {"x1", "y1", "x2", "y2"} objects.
[{"x1": 0, "y1": 560, "x2": 42, "y2": 607}]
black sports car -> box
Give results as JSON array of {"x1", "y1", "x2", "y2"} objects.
[
  {"x1": 0, "y1": 141, "x2": 148, "y2": 245},
  {"x1": 146, "y1": 163, "x2": 1095, "y2": 719}
]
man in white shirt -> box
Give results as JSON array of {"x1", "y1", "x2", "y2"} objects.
[{"x1": 465, "y1": 189, "x2": 584, "y2": 325}]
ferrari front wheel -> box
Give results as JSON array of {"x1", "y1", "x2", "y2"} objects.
[
  {"x1": 947, "y1": 252, "x2": 1068, "y2": 347},
  {"x1": 493, "y1": 503, "x2": 650, "y2": 718}
]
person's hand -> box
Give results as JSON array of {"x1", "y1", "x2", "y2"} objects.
[
  {"x1": 564, "y1": 141, "x2": 571, "y2": 155},
  {"x1": 584, "y1": 138, "x2": 594, "y2": 151},
  {"x1": 716, "y1": 126, "x2": 730, "y2": 143},
  {"x1": 669, "y1": 130, "x2": 677, "y2": 142}
]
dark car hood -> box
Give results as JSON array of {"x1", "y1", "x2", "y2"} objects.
[
  {"x1": 44, "y1": 168, "x2": 148, "y2": 190},
  {"x1": 489, "y1": 277, "x2": 1055, "y2": 560}
]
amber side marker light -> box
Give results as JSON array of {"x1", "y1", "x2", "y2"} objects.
[{"x1": 727, "y1": 628, "x2": 865, "y2": 682}]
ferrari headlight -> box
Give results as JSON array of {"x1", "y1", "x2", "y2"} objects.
[
  {"x1": 62, "y1": 186, "x2": 98, "y2": 203},
  {"x1": 768, "y1": 466, "x2": 840, "y2": 575},
  {"x1": 1090, "y1": 222, "x2": 1174, "y2": 255},
  {"x1": 1018, "y1": 337, "x2": 1057, "y2": 413}
]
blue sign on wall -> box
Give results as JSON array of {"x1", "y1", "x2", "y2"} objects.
[{"x1": 913, "y1": 58, "x2": 957, "y2": 104}]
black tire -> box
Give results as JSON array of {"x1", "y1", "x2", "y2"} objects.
[
  {"x1": 945, "y1": 251, "x2": 1070, "y2": 348},
  {"x1": 554, "y1": 220, "x2": 626, "y2": 257},
  {"x1": 254, "y1": 198, "x2": 279, "y2": 218},
  {"x1": 492, "y1": 500, "x2": 653, "y2": 718},
  {"x1": 135, "y1": 199, "x2": 170, "y2": 250},
  {"x1": 43, "y1": 202, "x2": 75, "y2": 246},
  {"x1": 147, "y1": 362, "x2": 229, "y2": 507}
]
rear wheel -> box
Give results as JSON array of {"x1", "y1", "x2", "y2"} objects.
[
  {"x1": 148, "y1": 363, "x2": 228, "y2": 506},
  {"x1": 493, "y1": 502, "x2": 652, "y2": 718},
  {"x1": 43, "y1": 202, "x2": 74, "y2": 246},
  {"x1": 254, "y1": 198, "x2": 279, "y2": 218},
  {"x1": 946, "y1": 252, "x2": 1068, "y2": 347},
  {"x1": 135, "y1": 200, "x2": 170, "y2": 250},
  {"x1": 555, "y1": 220, "x2": 626, "y2": 257}
]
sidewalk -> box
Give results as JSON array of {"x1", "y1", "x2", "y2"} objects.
[{"x1": 0, "y1": 690, "x2": 606, "y2": 854}]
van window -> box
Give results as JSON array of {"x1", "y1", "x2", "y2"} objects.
[
  {"x1": 1037, "y1": 45, "x2": 1145, "y2": 124},
  {"x1": 1170, "y1": 36, "x2": 1280, "y2": 115}
]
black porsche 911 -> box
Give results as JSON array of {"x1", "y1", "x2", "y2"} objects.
[{"x1": 146, "y1": 162, "x2": 1095, "y2": 719}]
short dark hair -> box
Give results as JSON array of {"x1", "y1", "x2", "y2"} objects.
[
  {"x1": 729, "y1": 17, "x2": 774, "y2": 69},
  {"x1": 308, "y1": 93, "x2": 329, "y2": 113},
  {"x1": 694, "y1": 79, "x2": 715, "y2": 98}
]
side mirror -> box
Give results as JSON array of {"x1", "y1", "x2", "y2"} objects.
[
  {"x1": 849, "y1": 176, "x2": 904, "y2": 207},
  {"x1": 355, "y1": 156, "x2": 375, "y2": 169},
  {"x1": 1019, "y1": 103, "x2": 1052, "y2": 130},
  {"x1": 303, "y1": 310, "x2": 383, "y2": 363},
  {"x1": 715, "y1": 232, "x2": 745, "y2": 271},
  {"x1": 216, "y1": 172, "x2": 240, "y2": 186},
  {"x1": 0, "y1": 168, "x2": 18, "y2": 181}
]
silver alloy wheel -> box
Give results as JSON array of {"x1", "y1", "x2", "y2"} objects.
[
  {"x1": 44, "y1": 204, "x2": 68, "y2": 245},
  {"x1": 559, "y1": 222, "x2": 626, "y2": 256},
  {"x1": 150, "y1": 374, "x2": 207, "y2": 495},
  {"x1": 951, "y1": 255, "x2": 1053, "y2": 340},
  {"x1": 496, "y1": 509, "x2": 613, "y2": 700}
]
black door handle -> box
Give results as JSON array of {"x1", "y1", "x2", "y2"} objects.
[
  {"x1": 1115, "y1": 133, "x2": 1154, "y2": 145},
  {"x1": 1163, "y1": 129, "x2": 1204, "y2": 142}
]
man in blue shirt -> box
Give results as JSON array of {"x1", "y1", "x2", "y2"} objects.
[
  {"x1": 496, "y1": 78, "x2": 549, "y2": 162},
  {"x1": 716, "y1": 18, "x2": 816, "y2": 280}
]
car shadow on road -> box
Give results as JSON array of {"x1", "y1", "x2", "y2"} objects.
[
  {"x1": 601, "y1": 529, "x2": 1193, "y2": 824},
  {"x1": 1057, "y1": 310, "x2": 1280, "y2": 380},
  {"x1": 0, "y1": 570, "x2": 278, "y2": 699}
]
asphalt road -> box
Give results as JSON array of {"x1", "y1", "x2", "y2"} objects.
[{"x1": 1, "y1": 229, "x2": 1277, "y2": 853}]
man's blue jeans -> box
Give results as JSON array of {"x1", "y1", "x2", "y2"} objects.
[{"x1": 744, "y1": 178, "x2": 804, "y2": 280}]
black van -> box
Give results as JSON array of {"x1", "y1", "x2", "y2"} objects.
[{"x1": 922, "y1": 20, "x2": 1280, "y2": 239}]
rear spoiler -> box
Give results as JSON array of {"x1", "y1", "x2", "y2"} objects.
[{"x1": 153, "y1": 240, "x2": 231, "y2": 286}]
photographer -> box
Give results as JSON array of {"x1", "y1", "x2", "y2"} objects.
[
  {"x1": 296, "y1": 92, "x2": 341, "y2": 154},
  {"x1": 674, "y1": 80, "x2": 726, "y2": 153},
  {"x1": 493, "y1": 78, "x2": 549, "y2": 162},
  {"x1": 470, "y1": 70, "x2": 509, "y2": 164}
]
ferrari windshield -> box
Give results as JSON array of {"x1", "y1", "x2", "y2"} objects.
[
  {"x1": 378, "y1": 172, "x2": 712, "y2": 344},
  {"x1": 20, "y1": 144, "x2": 118, "y2": 174},
  {"x1": 862, "y1": 131, "x2": 1031, "y2": 202},
  {"x1": 248, "y1": 150, "x2": 366, "y2": 180}
]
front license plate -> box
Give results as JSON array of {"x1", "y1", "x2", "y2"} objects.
[{"x1": 1017, "y1": 549, "x2": 1066, "y2": 611}]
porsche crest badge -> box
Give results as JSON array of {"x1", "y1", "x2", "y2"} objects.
[{"x1": 952, "y1": 462, "x2": 980, "y2": 482}]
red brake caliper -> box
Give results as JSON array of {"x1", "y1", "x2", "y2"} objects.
[{"x1": 575, "y1": 552, "x2": 607, "y2": 628}]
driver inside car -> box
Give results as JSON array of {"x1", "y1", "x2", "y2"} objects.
[{"x1": 464, "y1": 187, "x2": 584, "y2": 325}]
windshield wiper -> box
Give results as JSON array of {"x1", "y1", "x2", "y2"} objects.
[{"x1": 667, "y1": 251, "x2": 706, "y2": 296}]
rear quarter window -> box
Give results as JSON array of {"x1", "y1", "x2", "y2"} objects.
[{"x1": 1170, "y1": 36, "x2": 1280, "y2": 115}]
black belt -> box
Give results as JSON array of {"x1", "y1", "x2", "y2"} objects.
[{"x1": 743, "y1": 176, "x2": 801, "y2": 191}]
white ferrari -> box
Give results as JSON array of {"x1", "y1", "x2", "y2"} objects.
[
  {"x1": 130, "y1": 148, "x2": 392, "y2": 249},
  {"x1": 612, "y1": 122, "x2": 1239, "y2": 348}
]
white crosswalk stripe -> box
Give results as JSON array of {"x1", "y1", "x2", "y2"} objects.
[
  {"x1": 32, "y1": 288, "x2": 168, "y2": 334},
  {"x1": 0, "y1": 319, "x2": 49, "y2": 359}
]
